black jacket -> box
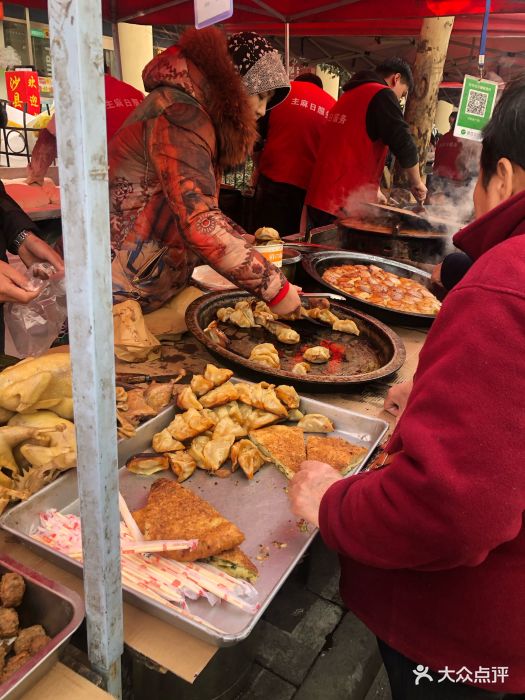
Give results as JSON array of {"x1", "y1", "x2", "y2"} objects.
[
  {"x1": 343, "y1": 70, "x2": 418, "y2": 168},
  {"x1": 0, "y1": 181, "x2": 39, "y2": 262}
]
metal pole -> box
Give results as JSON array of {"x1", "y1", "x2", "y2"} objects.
[
  {"x1": 47, "y1": 0, "x2": 123, "y2": 697},
  {"x1": 284, "y1": 21, "x2": 290, "y2": 76},
  {"x1": 112, "y1": 22, "x2": 124, "y2": 81},
  {"x1": 24, "y1": 8, "x2": 34, "y2": 67}
]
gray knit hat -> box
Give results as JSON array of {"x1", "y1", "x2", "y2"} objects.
[{"x1": 227, "y1": 32, "x2": 290, "y2": 110}]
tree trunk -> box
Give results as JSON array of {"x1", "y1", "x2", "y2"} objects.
[{"x1": 394, "y1": 16, "x2": 454, "y2": 189}]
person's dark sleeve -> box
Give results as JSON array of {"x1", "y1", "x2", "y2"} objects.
[
  {"x1": 440, "y1": 252, "x2": 473, "y2": 291},
  {"x1": 366, "y1": 89, "x2": 418, "y2": 168},
  {"x1": 0, "y1": 182, "x2": 40, "y2": 254},
  {"x1": 253, "y1": 112, "x2": 270, "y2": 153}
]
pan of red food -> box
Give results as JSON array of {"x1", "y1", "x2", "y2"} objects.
[
  {"x1": 303, "y1": 251, "x2": 443, "y2": 326},
  {"x1": 185, "y1": 291, "x2": 405, "y2": 389}
]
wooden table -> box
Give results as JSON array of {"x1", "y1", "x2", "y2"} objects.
[{"x1": 3, "y1": 324, "x2": 427, "y2": 695}]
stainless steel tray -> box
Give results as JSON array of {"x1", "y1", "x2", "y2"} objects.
[
  {"x1": 0, "y1": 554, "x2": 84, "y2": 700},
  {"x1": 1, "y1": 391, "x2": 387, "y2": 647}
]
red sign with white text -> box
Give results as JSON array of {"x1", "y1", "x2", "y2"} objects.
[{"x1": 5, "y1": 71, "x2": 41, "y2": 115}]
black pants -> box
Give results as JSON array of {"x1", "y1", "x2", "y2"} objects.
[
  {"x1": 378, "y1": 639, "x2": 523, "y2": 700},
  {"x1": 252, "y1": 174, "x2": 306, "y2": 235},
  {"x1": 306, "y1": 204, "x2": 336, "y2": 233}
]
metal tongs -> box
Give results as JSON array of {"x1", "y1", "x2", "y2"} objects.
[{"x1": 299, "y1": 292, "x2": 346, "y2": 301}]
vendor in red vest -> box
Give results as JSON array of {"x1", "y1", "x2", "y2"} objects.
[
  {"x1": 290, "y1": 74, "x2": 525, "y2": 699},
  {"x1": 306, "y1": 58, "x2": 427, "y2": 230},
  {"x1": 433, "y1": 111, "x2": 464, "y2": 180},
  {"x1": 252, "y1": 73, "x2": 335, "y2": 235},
  {"x1": 26, "y1": 69, "x2": 144, "y2": 185}
]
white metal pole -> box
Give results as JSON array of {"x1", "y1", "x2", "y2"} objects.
[
  {"x1": 284, "y1": 21, "x2": 290, "y2": 75},
  {"x1": 47, "y1": 0, "x2": 123, "y2": 697}
]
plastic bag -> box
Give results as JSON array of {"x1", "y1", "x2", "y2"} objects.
[{"x1": 4, "y1": 263, "x2": 67, "y2": 357}]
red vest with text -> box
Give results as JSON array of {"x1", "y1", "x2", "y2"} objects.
[
  {"x1": 306, "y1": 82, "x2": 389, "y2": 216},
  {"x1": 433, "y1": 131, "x2": 464, "y2": 181}
]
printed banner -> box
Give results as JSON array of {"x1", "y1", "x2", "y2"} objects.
[{"x1": 5, "y1": 70, "x2": 41, "y2": 115}]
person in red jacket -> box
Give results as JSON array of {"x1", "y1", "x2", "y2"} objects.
[
  {"x1": 306, "y1": 58, "x2": 427, "y2": 230},
  {"x1": 252, "y1": 73, "x2": 335, "y2": 235},
  {"x1": 290, "y1": 74, "x2": 525, "y2": 699},
  {"x1": 26, "y1": 70, "x2": 144, "y2": 185}
]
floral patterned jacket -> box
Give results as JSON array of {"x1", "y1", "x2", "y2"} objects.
[{"x1": 109, "y1": 27, "x2": 287, "y2": 312}]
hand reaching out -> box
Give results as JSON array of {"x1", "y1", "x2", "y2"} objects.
[
  {"x1": 0, "y1": 260, "x2": 40, "y2": 304},
  {"x1": 18, "y1": 233, "x2": 64, "y2": 274},
  {"x1": 384, "y1": 380, "x2": 413, "y2": 419},
  {"x1": 288, "y1": 461, "x2": 342, "y2": 527}
]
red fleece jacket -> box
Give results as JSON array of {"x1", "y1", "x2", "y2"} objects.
[{"x1": 319, "y1": 190, "x2": 525, "y2": 692}]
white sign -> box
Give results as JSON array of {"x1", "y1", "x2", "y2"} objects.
[{"x1": 194, "y1": 0, "x2": 233, "y2": 29}]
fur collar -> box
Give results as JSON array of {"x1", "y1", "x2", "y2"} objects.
[{"x1": 142, "y1": 28, "x2": 257, "y2": 169}]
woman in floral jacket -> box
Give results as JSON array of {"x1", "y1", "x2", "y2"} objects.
[{"x1": 109, "y1": 28, "x2": 299, "y2": 316}]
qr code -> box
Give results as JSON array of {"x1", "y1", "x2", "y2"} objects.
[{"x1": 466, "y1": 89, "x2": 488, "y2": 116}]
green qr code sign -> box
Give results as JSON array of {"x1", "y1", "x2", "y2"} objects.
[{"x1": 454, "y1": 75, "x2": 498, "y2": 142}]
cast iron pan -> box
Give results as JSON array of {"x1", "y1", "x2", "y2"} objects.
[
  {"x1": 303, "y1": 251, "x2": 441, "y2": 327},
  {"x1": 185, "y1": 291, "x2": 405, "y2": 389}
]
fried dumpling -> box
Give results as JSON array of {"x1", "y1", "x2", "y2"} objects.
[
  {"x1": 167, "y1": 451, "x2": 197, "y2": 482},
  {"x1": 230, "y1": 439, "x2": 266, "y2": 479},
  {"x1": 204, "y1": 364, "x2": 233, "y2": 387},
  {"x1": 265, "y1": 321, "x2": 300, "y2": 345},
  {"x1": 202, "y1": 436, "x2": 235, "y2": 471},
  {"x1": 200, "y1": 382, "x2": 239, "y2": 408},
  {"x1": 302, "y1": 307, "x2": 339, "y2": 325},
  {"x1": 254, "y1": 226, "x2": 280, "y2": 243},
  {"x1": 236, "y1": 382, "x2": 288, "y2": 417},
  {"x1": 253, "y1": 301, "x2": 277, "y2": 326},
  {"x1": 167, "y1": 408, "x2": 216, "y2": 441},
  {"x1": 303, "y1": 346, "x2": 331, "y2": 364},
  {"x1": 216, "y1": 307, "x2": 235, "y2": 323},
  {"x1": 287, "y1": 408, "x2": 304, "y2": 422},
  {"x1": 275, "y1": 385, "x2": 300, "y2": 410},
  {"x1": 177, "y1": 386, "x2": 203, "y2": 411},
  {"x1": 332, "y1": 318, "x2": 360, "y2": 335},
  {"x1": 249, "y1": 343, "x2": 280, "y2": 369},
  {"x1": 297, "y1": 413, "x2": 334, "y2": 433},
  {"x1": 152, "y1": 428, "x2": 185, "y2": 453},
  {"x1": 203, "y1": 320, "x2": 229, "y2": 348},
  {"x1": 245, "y1": 409, "x2": 280, "y2": 431},
  {"x1": 227, "y1": 301, "x2": 257, "y2": 329},
  {"x1": 213, "y1": 416, "x2": 246, "y2": 440},
  {"x1": 189, "y1": 435, "x2": 211, "y2": 469},
  {"x1": 213, "y1": 401, "x2": 243, "y2": 424},
  {"x1": 292, "y1": 362, "x2": 310, "y2": 376},
  {"x1": 191, "y1": 374, "x2": 215, "y2": 397}
]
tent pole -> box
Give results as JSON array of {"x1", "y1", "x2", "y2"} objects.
[
  {"x1": 284, "y1": 21, "x2": 290, "y2": 75},
  {"x1": 112, "y1": 22, "x2": 124, "y2": 80},
  {"x1": 48, "y1": 0, "x2": 123, "y2": 697}
]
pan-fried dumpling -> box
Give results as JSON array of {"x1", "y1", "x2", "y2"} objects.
[
  {"x1": 203, "y1": 320, "x2": 229, "y2": 348},
  {"x1": 275, "y1": 385, "x2": 300, "y2": 409},
  {"x1": 167, "y1": 451, "x2": 196, "y2": 482},
  {"x1": 254, "y1": 226, "x2": 280, "y2": 244},
  {"x1": 189, "y1": 435, "x2": 211, "y2": 468},
  {"x1": 332, "y1": 318, "x2": 360, "y2": 335},
  {"x1": 265, "y1": 321, "x2": 300, "y2": 345},
  {"x1": 216, "y1": 307, "x2": 235, "y2": 323},
  {"x1": 191, "y1": 374, "x2": 215, "y2": 397},
  {"x1": 292, "y1": 362, "x2": 310, "y2": 376},
  {"x1": 202, "y1": 436, "x2": 235, "y2": 471},
  {"x1": 249, "y1": 343, "x2": 280, "y2": 369},
  {"x1": 204, "y1": 364, "x2": 233, "y2": 387},
  {"x1": 177, "y1": 386, "x2": 203, "y2": 411},
  {"x1": 230, "y1": 439, "x2": 266, "y2": 479},
  {"x1": 303, "y1": 346, "x2": 331, "y2": 364},
  {"x1": 213, "y1": 416, "x2": 246, "y2": 440},
  {"x1": 297, "y1": 413, "x2": 334, "y2": 433},
  {"x1": 167, "y1": 408, "x2": 216, "y2": 441},
  {"x1": 236, "y1": 382, "x2": 288, "y2": 417},
  {"x1": 213, "y1": 401, "x2": 243, "y2": 424},
  {"x1": 302, "y1": 307, "x2": 339, "y2": 325},
  {"x1": 287, "y1": 408, "x2": 304, "y2": 422},
  {"x1": 253, "y1": 301, "x2": 277, "y2": 326},
  {"x1": 246, "y1": 409, "x2": 280, "y2": 431},
  {"x1": 200, "y1": 382, "x2": 239, "y2": 408},
  {"x1": 152, "y1": 428, "x2": 185, "y2": 453},
  {"x1": 226, "y1": 300, "x2": 257, "y2": 328}
]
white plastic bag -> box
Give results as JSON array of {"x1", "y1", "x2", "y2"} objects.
[{"x1": 4, "y1": 263, "x2": 67, "y2": 357}]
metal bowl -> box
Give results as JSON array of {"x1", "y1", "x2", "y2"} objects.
[
  {"x1": 303, "y1": 251, "x2": 441, "y2": 326},
  {"x1": 185, "y1": 290, "x2": 405, "y2": 388},
  {"x1": 280, "y1": 248, "x2": 302, "y2": 283}
]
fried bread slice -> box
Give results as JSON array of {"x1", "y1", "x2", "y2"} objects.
[
  {"x1": 134, "y1": 478, "x2": 244, "y2": 561},
  {"x1": 249, "y1": 425, "x2": 306, "y2": 480},
  {"x1": 306, "y1": 435, "x2": 367, "y2": 475},
  {"x1": 205, "y1": 547, "x2": 258, "y2": 581}
]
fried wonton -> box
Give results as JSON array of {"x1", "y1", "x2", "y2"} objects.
[
  {"x1": 249, "y1": 343, "x2": 280, "y2": 369},
  {"x1": 302, "y1": 307, "x2": 339, "y2": 325},
  {"x1": 303, "y1": 346, "x2": 331, "y2": 363},
  {"x1": 292, "y1": 362, "x2": 310, "y2": 376},
  {"x1": 216, "y1": 307, "x2": 235, "y2": 323},
  {"x1": 275, "y1": 385, "x2": 300, "y2": 410},
  {"x1": 204, "y1": 364, "x2": 234, "y2": 387},
  {"x1": 177, "y1": 386, "x2": 203, "y2": 411},
  {"x1": 167, "y1": 408, "x2": 216, "y2": 442},
  {"x1": 191, "y1": 374, "x2": 215, "y2": 397},
  {"x1": 297, "y1": 413, "x2": 334, "y2": 433},
  {"x1": 236, "y1": 382, "x2": 288, "y2": 418},
  {"x1": 200, "y1": 382, "x2": 239, "y2": 408},
  {"x1": 332, "y1": 318, "x2": 360, "y2": 335},
  {"x1": 213, "y1": 416, "x2": 246, "y2": 441},
  {"x1": 264, "y1": 320, "x2": 300, "y2": 345},
  {"x1": 228, "y1": 301, "x2": 257, "y2": 329},
  {"x1": 230, "y1": 439, "x2": 266, "y2": 479},
  {"x1": 152, "y1": 428, "x2": 185, "y2": 453},
  {"x1": 202, "y1": 436, "x2": 235, "y2": 471},
  {"x1": 167, "y1": 451, "x2": 197, "y2": 482},
  {"x1": 287, "y1": 408, "x2": 304, "y2": 422},
  {"x1": 188, "y1": 435, "x2": 211, "y2": 469}
]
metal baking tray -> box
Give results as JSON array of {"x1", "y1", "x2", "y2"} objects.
[
  {"x1": 0, "y1": 554, "x2": 84, "y2": 700},
  {"x1": 186, "y1": 291, "x2": 405, "y2": 388},
  {"x1": 303, "y1": 250, "x2": 440, "y2": 326},
  {"x1": 1, "y1": 390, "x2": 387, "y2": 647}
]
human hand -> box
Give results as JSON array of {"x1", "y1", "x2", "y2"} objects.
[
  {"x1": 411, "y1": 180, "x2": 428, "y2": 205},
  {"x1": 384, "y1": 380, "x2": 413, "y2": 418},
  {"x1": 431, "y1": 262, "x2": 443, "y2": 286},
  {"x1": 270, "y1": 284, "x2": 301, "y2": 317},
  {"x1": 377, "y1": 188, "x2": 388, "y2": 205},
  {"x1": 0, "y1": 260, "x2": 40, "y2": 304},
  {"x1": 18, "y1": 233, "x2": 64, "y2": 275},
  {"x1": 288, "y1": 461, "x2": 342, "y2": 527}
]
